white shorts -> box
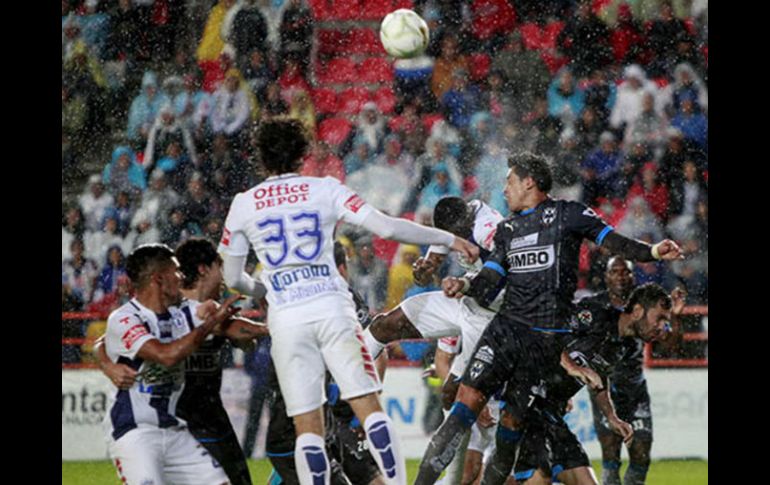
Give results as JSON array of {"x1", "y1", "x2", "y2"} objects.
[
  {"x1": 400, "y1": 292, "x2": 495, "y2": 376},
  {"x1": 269, "y1": 299, "x2": 382, "y2": 417},
  {"x1": 107, "y1": 425, "x2": 228, "y2": 485},
  {"x1": 467, "y1": 400, "x2": 499, "y2": 454}
]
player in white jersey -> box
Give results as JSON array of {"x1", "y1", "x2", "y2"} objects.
[
  {"x1": 362, "y1": 197, "x2": 505, "y2": 375},
  {"x1": 217, "y1": 120, "x2": 479, "y2": 485},
  {"x1": 101, "y1": 244, "x2": 239, "y2": 485}
]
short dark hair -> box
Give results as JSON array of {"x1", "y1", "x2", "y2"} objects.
[
  {"x1": 126, "y1": 244, "x2": 176, "y2": 289},
  {"x1": 175, "y1": 238, "x2": 222, "y2": 289},
  {"x1": 334, "y1": 241, "x2": 347, "y2": 269},
  {"x1": 625, "y1": 283, "x2": 671, "y2": 313},
  {"x1": 255, "y1": 118, "x2": 310, "y2": 176},
  {"x1": 507, "y1": 152, "x2": 553, "y2": 193},
  {"x1": 433, "y1": 196, "x2": 472, "y2": 237}
]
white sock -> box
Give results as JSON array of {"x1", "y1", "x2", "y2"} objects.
[
  {"x1": 294, "y1": 433, "x2": 329, "y2": 485},
  {"x1": 363, "y1": 328, "x2": 386, "y2": 360},
  {"x1": 364, "y1": 411, "x2": 406, "y2": 485}
]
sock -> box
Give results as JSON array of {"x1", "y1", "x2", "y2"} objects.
[
  {"x1": 479, "y1": 426, "x2": 522, "y2": 485},
  {"x1": 363, "y1": 328, "x2": 386, "y2": 360},
  {"x1": 294, "y1": 433, "x2": 329, "y2": 485},
  {"x1": 442, "y1": 427, "x2": 470, "y2": 485},
  {"x1": 414, "y1": 403, "x2": 477, "y2": 485},
  {"x1": 623, "y1": 462, "x2": 650, "y2": 485},
  {"x1": 364, "y1": 411, "x2": 406, "y2": 485},
  {"x1": 601, "y1": 460, "x2": 622, "y2": 485}
]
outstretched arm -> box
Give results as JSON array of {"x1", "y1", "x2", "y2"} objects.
[
  {"x1": 221, "y1": 253, "x2": 268, "y2": 300},
  {"x1": 602, "y1": 232, "x2": 684, "y2": 262}
]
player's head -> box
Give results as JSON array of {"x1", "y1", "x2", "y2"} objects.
[
  {"x1": 605, "y1": 256, "x2": 635, "y2": 300},
  {"x1": 255, "y1": 118, "x2": 310, "y2": 176},
  {"x1": 504, "y1": 152, "x2": 552, "y2": 212},
  {"x1": 334, "y1": 241, "x2": 349, "y2": 281},
  {"x1": 175, "y1": 238, "x2": 224, "y2": 299},
  {"x1": 433, "y1": 196, "x2": 473, "y2": 239},
  {"x1": 126, "y1": 244, "x2": 182, "y2": 307},
  {"x1": 624, "y1": 283, "x2": 672, "y2": 342}
]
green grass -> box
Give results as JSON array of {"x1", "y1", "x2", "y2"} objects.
[{"x1": 62, "y1": 458, "x2": 707, "y2": 484}]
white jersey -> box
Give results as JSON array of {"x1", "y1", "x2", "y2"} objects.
[
  {"x1": 218, "y1": 174, "x2": 374, "y2": 315},
  {"x1": 102, "y1": 298, "x2": 191, "y2": 441}
]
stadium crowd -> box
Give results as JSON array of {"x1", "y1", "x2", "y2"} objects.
[{"x1": 62, "y1": 0, "x2": 708, "y2": 364}]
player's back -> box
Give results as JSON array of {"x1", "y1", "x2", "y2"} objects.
[{"x1": 221, "y1": 174, "x2": 372, "y2": 316}]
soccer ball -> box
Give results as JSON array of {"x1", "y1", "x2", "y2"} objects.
[{"x1": 379, "y1": 9, "x2": 430, "y2": 59}]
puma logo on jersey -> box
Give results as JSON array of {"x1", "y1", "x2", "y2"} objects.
[{"x1": 506, "y1": 245, "x2": 554, "y2": 272}]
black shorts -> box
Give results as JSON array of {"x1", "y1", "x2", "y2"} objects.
[
  {"x1": 330, "y1": 422, "x2": 381, "y2": 485},
  {"x1": 266, "y1": 390, "x2": 297, "y2": 456},
  {"x1": 187, "y1": 416, "x2": 252, "y2": 485},
  {"x1": 590, "y1": 384, "x2": 653, "y2": 442},
  {"x1": 514, "y1": 414, "x2": 590, "y2": 482},
  {"x1": 462, "y1": 315, "x2": 566, "y2": 403}
]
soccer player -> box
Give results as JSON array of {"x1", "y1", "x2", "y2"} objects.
[
  {"x1": 505, "y1": 283, "x2": 686, "y2": 485},
  {"x1": 363, "y1": 196, "x2": 504, "y2": 383},
  {"x1": 584, "y1": 257, "x2": 681, "y2": 485},
  {"x1": 415, "y1": 152, "x2": 683, "y2": 485},
  {"x1": 218, "y1": 119, "x2": 478, "y2": 485},
  {"x1": 100, "y1": 244, "x2": 239, "y2": 485}
]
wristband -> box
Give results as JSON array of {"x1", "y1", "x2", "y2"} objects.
[
  {"x1": 651, "y1": 243, "x2": 662, "y2": 260},
  {"x1": 459, "y1": 277, "x2": 470, "y2": 293}
]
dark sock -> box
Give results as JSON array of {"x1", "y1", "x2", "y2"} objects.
[
  {"x1": 479, "y1": 427, "x2": 522, "y2": 485},
  {"x1": 602, "y1": 460, "x2": 622, "y2": 485},
  {"x1": 623, "y1": 462, "x2": 650, "y2": 485},
  {"x1": 414, "y1": 403, "x2": 477, "y2": 485}
]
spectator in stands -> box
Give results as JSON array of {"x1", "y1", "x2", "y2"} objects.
[
  {"x1": 416, "y1": 163, "x2": 462, "y2": 218},
  {"x1": 582, "y1": 68, "x2": 617, "y2": 127},
  {"x1": 469, "y1": 0, "x2": 517, "y2": 52},
  {"x1": 491, "y1": 31, "x2": 550, "y2": 117},
  {"x1": 441, "y1": 69, "x2": 483, "y2": 130},
  {"x1": 243, "y1": 49, "x2": 275, "y2": 105},
  {"x1": 581, "y1": 131, "x2": 623, "y2": 205},
  {"x1": 575, "y1": 105, "x2": 607, "y2": 157},
  {"x1": 227, "y1": 0, "x2": 268, "y2": 73},
  {"x1": 180, "y1": 172, "x2": 215, "y2": 228},
  {"x1": 102, "y1": 190, "x2": 134, "y2": 237},
  {"x1": 386, "y1": 244, "x2": 421, "y2": 310},
  {"x1": 131, "y1": 169, "x2": 181, "y2": 229},
  {"x1": 408, "y1": 136, "x2": 463, "y2": 210},
  {"x1": 261, "y1": 81, "x2": 288, "y2": 117},
  {"x1": 472, "y1": 139, "x2": 509, "y2": 215},
  {"x1": 103, "y1": 0, "x2": 144, "y2": 101},
  {"x1": 391, "y1": 101, "x2": 428, "y2": 159},
  {"x1": 85, "y1": 215, "x2": 131, "y2": 264},
  {"x1": 525, "y1": 97, "x2": 564, "y2": 158},
  {"x1": 279, "y1": 0, "x2": 314, "y2": 74},
  {"x1": 125, "y1": 211, "x2": 162, "y2": 250},
  {"x1": 86, "y1": 273, "x2": 132, "y2": 315},
  {"x1": 210, "y1": 68, "x2": 255, "y2": 151},
  {"x1": 173, "y1": 72, "x2": 213, "y2": 139},
  {"x1": 300, "y1": 140, "x2": 345, "y2": 182},
  {"x1": 626, "y1": 162, "x2": 669, "y2": 222},
  {"x1": 93, "y1": 245, "x2": 127, "y2": 303},
  {"x1": 347, "y1": 136, "x2": 413, "y2": 215},
  {"x1": 670, "y1": 93, "x2": 707, "y2": 152},
  {"x1": 667, "y1": 158, "x2": 707, "y2": 237},
  {"x1": 616, "y1": 196, "x2": 664, "y2": 242},
  {"x1": 277, "y1": 58, "x2": 311, "y2": 104},
  {"x1": 196, "y1": 0, "x2": 237, "y2": 64},
  {"x1": 547, "y1": 67, "x2": 585, "y2": 127},
  {"x1": 102, "y1": 145, "x2": 147, "y2": 197},
  {"x1": 557, "y1": 0, "x2": 613, "y2": 77},
  {"x1": 63, "y1": 206, "x2": 87, "y2": 262},
  {"x1": 375, "y1": 134, "x2": 416, "y2": 181},
  {"x1": 127, "y1": 71, "x2": 170, "y2": 147},
  {"x1": 79, "y1": 174, "x2": 114, "y2": 232},
  {"x1": 431, "y1": 36, "x2": 471, "y2": 103},
  {"x1": 658, "y1": 62, "x2": 708, "y2": 118},
  {"x1": 348, "y1": 234, "x2": 388, "y2": 312},
  {"x1": 62, "y1": 84, "x2": 88, "y2": 155},
  {"x1": 610, "y1": 3, "x2": 647, "y2": 66},
  {"x1": 143, "y1": 103, "x2": 198, "y2": 174},
  {"x1": 343, "y1": 138, "x2": 374, "y2": 177},
  {"x1": 63, "y1": 39, "x2": 107, "y2": 137},
  {"x1": 551, "y1": 129, "x2": 584, "y2": 203},
  {"x1": 288, "y1": 89, "x2": 316, "y2": 139},
  {"x1": 624, "y1": 89, "x2": 667, "y2": 149},
  {"x1": 160, "y1": 206, "x2": 202, "y2": 247},
  {"x1": 62, "y1": 238, "x2": 99, "y2": 305},
  {"x1": 619, "y1": 141, "x2": 655, "y2": 196},
  {"x1": 483, "y1": 69, "x2": 518, "y2": 121},
  {"x1": 645, "y1": 0, "x2": 694, "y2": 78},
  {"x1": 344, "y1": 102, "x2": 388, "y2": 158},
  {"x1": 609, "y1": 64, "x2": 658, "y2": 135},
  {"x1": 670, "y1": 236, "x2": 708, "y2": 304},
  {"x1": 659, "y1": 127, "x2": 690, "y2": 186}
]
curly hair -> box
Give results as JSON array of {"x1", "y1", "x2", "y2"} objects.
[{"x1": 255, "y1": 118, "x2": 310, "y2": 176}]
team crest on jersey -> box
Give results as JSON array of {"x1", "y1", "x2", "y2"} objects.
[
  {"x1": 221, "y1": 227, "x2": 231, "y2": 246},
  {"x1": 542, "y1": 207, "x2": 556, "y2": 225},
  {"x1": 582, "y1": 207, "x2": 600, "y2": 219},
  {"x1": 469, "y1": 360, "x2": 486, "y2": 380},
  {"x1": 344, "y1": 194, "x2": 365, "y2": 213},
  {"x1": 577, "y1": 310, "x2": 593, "y2": 325},
  {"x1": 171, "y1": 313, "x2": 186, "y2": 329}
]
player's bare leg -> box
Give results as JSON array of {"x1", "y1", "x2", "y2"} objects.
[
  {"x1": 519, "y1": 469, "x2": 551, "y2": 485},
  {"x1": 415, "y1": 384, "x2": 488, "y2": 484},
  {"x1": 553, "y1": 466, "x2": 599, "y2": 485},
  {"x1": 597, "y1": 432, "x2": 623, "y2": 485},
  {"x1": 479, "y1": 410, "x2": 524, "y2": 485},
  {"x1": 461, "y1": 449, "x2": 484, "y2": 485},
  {"x1": 293, "y1": 408, "x2": 330, "y2": 485},
  {"x1": 347, "y1": 392, "x2": 407, "y2": 485},
  {"x1": 624, "y1": 438, "x2": 652, "y2": 485},
  {"x1": 363, "y1": 308, "x2": 422, "y2": 359}
]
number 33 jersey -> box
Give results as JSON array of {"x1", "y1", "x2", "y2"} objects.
[{"x1": 218, "y1": 174, "x2": 374, "y2": 313}]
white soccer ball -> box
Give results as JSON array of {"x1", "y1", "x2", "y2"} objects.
[{"x1": 379, "y1": 9, "x2": 430, "y2": 59}]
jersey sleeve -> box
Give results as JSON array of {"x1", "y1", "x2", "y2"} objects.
[
  {"x1": 479, "y1": 219, "x2": 510, "y2": 277},
  {"x1": 328, "y1": 177, "x2": 375, "y2": 225},
  {"x1": 438, "y1": 336, "x2": 461, "y2": 354},
  {"x1": 105, "y1": 312, "x2": 157, "y2": 361},
  {"x1": 471, "y1": 201, "x2": 501, "y2": 252},
  {"x1": 564, "y1": 201, "x2": 614, "y2": 246},
  {"x1": 427, "y1": 244, "x2": 450, "y2": 256},
  {"x1": 218, "y1": 193, "x2": 251, "y2": 256}
]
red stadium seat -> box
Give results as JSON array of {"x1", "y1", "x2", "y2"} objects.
[
  {"x1": 422, "y1": 113, "x2": 444, "y2": 133},
  {"x1": 360, "y1": 0, "x2": 394, "y2": 21},
  {"x1": 317, "y1": 29, "x2": 347, "y2": 55},
  {"x1": 388, "y1": 115, "x2": 406, "y2": 132},
  {"x1": 318, "y1": 117, "x2": 352, "y2": 146},
  {"x1": 317, "y1": 58, "x2": 358, "y2": 84},
  {"x1": 540, "y1": 51, "x2": 568, "y2": 75},
  {"x1": 372, "y1": 86, "x2": 397, "y2": 114},
  {"x1": 311, "y1": 88, "x2": 338, "y2": 115},
  {"x1": 348, "y1": 28, "x2": 383, "y2": 54},
  {"x1": 518, "y1": 23, "x2": 543, "y2": 50},
  {"x1": 392, "y1": 0, "x2": 414, "y2": 9},
  {"x1": 338, "y1": 87, "x2": 372, "y2": 114},
  {"x1": 469, "y1": 53, "x2": 490, "y2": 81},
  {"x1": 541, "y1": 21, "x2": 564, "y2": 49},
  {"x1": 330, "y1": 0, "x2": 361, "y2": 20},
  {"x1": 307, "y1": 0, "x2": 333, "y2": 20},
  {"x1": 358, "y1": 57, "x2": 394, "y2": 83}
]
